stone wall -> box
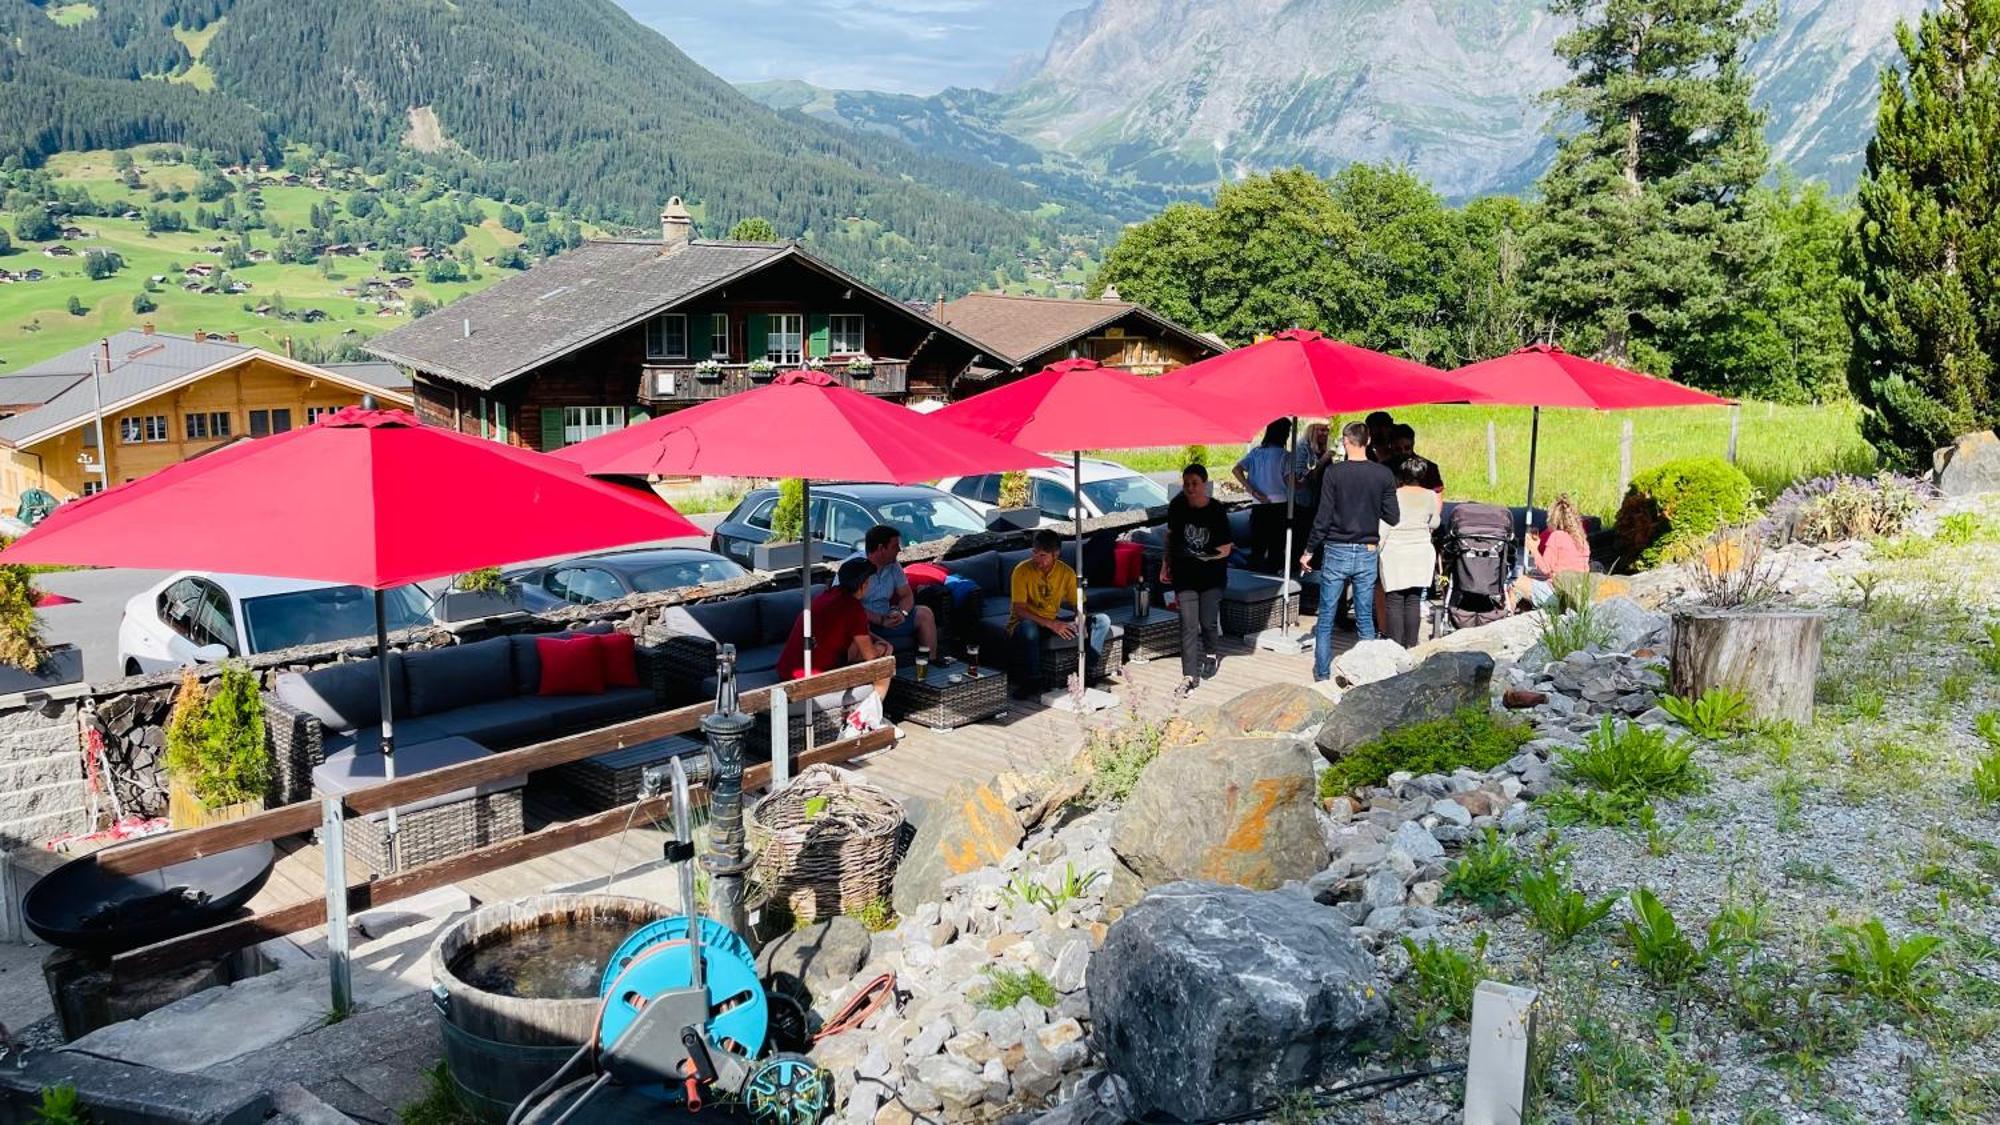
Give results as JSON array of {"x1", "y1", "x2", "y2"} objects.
[{"x1": 0, "y1": 694, "x2": 89, "y2": 853}]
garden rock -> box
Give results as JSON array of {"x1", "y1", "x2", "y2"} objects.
[
  {"x1": 1218, "y1": 682, "x2": 1333, "y2": 736},
  {"x1": 893, "y1": 780, "x2": 1026, "y2": 914},
  {"x1": 757, "y1": 916, "x2": 872, "y2": 991},
  {"x1": 1110, "y1": 737, "x2": 1324, "y2": 894},
  {"x1": 1593, "y1": 597, "x2": 1669, "y2": 653},
  {"x1": 1332, "y1": 639, "x2": 1413, "y2": 687},
  {"x1": 1316, "y1": 651, "x2": 1495, "y2": 763},
  {"x1": 1087, "y1": 881, "x2": 1387, "y2": 1120},
  {"x1": 1934, "y1": 429, "x2": 2000, "y2": 496}
]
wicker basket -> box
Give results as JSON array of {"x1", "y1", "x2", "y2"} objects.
[{"x1": 748, "y1": 765, "x2": 904, "y2": 923}]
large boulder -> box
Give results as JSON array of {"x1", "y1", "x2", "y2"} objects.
[
  {"x1": 755, "y1": 916, "x2": 871, "y2": 992},
  {"x1": 1316, "y1": 651, "x2": 1494, "y2": 763},
  {"x1": 1111, "y1": 738, "x2": 1325, "y2": 894},
  {"x1": 1331, "y1": 639, "x2": 1413, "y2": 687},
  {"x1": 1218, "y1": 683, "x2": 1334, "y2": 736},
  {"x1": 1593, "y1": 596, "x2": 1669, "y2": 653},
  {"x1": 892, "y1": 780, "x2": 1026, "y2": 914},
  {"x1": 1935, "y1": 430, "x2": 2000, "y2": 497},
  {"x1": 1087, "y1": 882, "x2": 1387, "y2": 1121}
]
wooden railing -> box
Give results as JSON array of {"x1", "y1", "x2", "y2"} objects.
[
  {"x1": 97, "y1": 657, "x2": 897, "y2": 986},
  {"x1": 641, "y1": 360, "x2": 909, "y2": 403}
]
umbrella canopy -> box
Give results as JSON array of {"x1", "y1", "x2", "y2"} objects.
[
  {"x1": 1, "y1": 407, "x2": 702, "y2": 584},
  {"x1": 1449, "y1": 344, "x2": 1733, "y2": 410},
  {"x1": 1160, "y1": 328, "x2": 1484, "y2": 425},
  {"x1": 932, "y1": 357, "x2": 1245, "y2": 449},
  {"x1": 554, "y1": 369, "x2": 1058, "y2": 481}
]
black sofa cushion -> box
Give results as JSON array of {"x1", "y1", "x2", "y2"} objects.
[
  {"x1": 751, "y1": 591, "x2": 806, "y2": 647},
  {"x1": 403, "y1": 637, "x2": 515, "y2": 717},
  {"x1": 942, "y1": 551, "x2": 1006, "y2": 595},
  {"x1": 274, "y1": 655, "x2": 408, "y2": 735}
]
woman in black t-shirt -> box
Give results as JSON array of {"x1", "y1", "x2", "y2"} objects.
[{"x1": 1161, "y1": 463, "x2": 1234, "y2": 694}]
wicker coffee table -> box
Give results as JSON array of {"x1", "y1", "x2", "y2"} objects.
[
  {"x1": 312, "y1": 736, "x2": 525, "y2": 875},
  {"x1": 886, "y1": 663, "x2": 1008, "y2": 731},
  {"x1": 545, "y1": 734, "x2": 706, "y2": 812},
  {"x1": 1119, "y1": 606, "x2": 1182, "y2": 663}
]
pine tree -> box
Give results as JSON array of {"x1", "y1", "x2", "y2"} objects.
[
  {"x1": 1846, "y1": 0, "x2": 2000, "y2": 467},
  {"x1": 1527, "y1": 0, "x2": 1776, "y2": 385}
]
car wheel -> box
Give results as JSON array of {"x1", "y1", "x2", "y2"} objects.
[{"x1": 124, "y1": 659, "x2": 142, "y2": 677}]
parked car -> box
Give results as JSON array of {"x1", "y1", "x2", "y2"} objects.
[
  {"x1": 503, "y1": 547, "x2": 748, "y2": 612},
  {"x1": 941, "y1": 459, "x2": 1171, "y2": 525},
  {"x1": 118, "y1": 573, "x2": 433, "y2": 675},
  {"x1": 711, "y1": 483, "x2": 990, "y2": 570}
]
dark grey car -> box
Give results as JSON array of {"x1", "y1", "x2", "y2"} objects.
[
  {"x1": 710, "y1": 483, "x2": 990, "y2": 569},
  {"x1": 504, "y1": 548, "x2": 748, "y2": 611}
]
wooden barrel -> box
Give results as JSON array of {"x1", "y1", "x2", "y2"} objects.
[{"x1": 429, "y1": 894, "x2": 670, "y2": 1122}]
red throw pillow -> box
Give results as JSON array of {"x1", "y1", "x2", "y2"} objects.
[
  {"x1": 905, "y1": 562, "x2": 948, "y2": 588},
  {"x1": 595, "y1": 631, "x2": 640, "y2": 688},
  {"x1": 537, "y1": 635, "x2": 605, "y2": 696}
]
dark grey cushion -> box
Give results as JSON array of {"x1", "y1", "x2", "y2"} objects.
[
  {"x1": 275, "y1": 656, "x2": 406, "y2": 734},
  {"x1": 311, "y1": 736, "x2": 520, "y2": 822},
  {"x1": 403, "y1": 638, "x2": 515, "y2": 717},
  {"x1": 665, "y1": 597, "x2": 760, "y2": 646},
  {"x1": 508, "y1": 635, "x2": 544, "y2": 697},
  {"x1": 736, "y1": 643, "x2": 785, "y2": 676},
  {"x1": 426, "y1": 697, "x2": 559, "y2": 746},
  {"x1": 751, "y1": 591, "x2": 807, "y2": 647},
  {"x1": 1222, "y1": 569, "x2": 1301, "y2": 603},
  {"x1": 1228, "y1": 509, "x2": 1254, "y2": 546},
  {"x1": 532, "y1": 688, "x2": 658, "y2": 731},
  {"x1": 942, "y1": 550, "x2": 1005, "y2": 594},
  {"x1": 322, "y1": 716, "x2": 451, "y2": 758}
]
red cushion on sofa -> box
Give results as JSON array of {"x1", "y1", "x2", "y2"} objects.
[
  {"x1": 537, "y1": 636, "x2": 605, "y2": 696},
  {"x1": 904, "y1": 562, "x2": 948, "y2": 588},
  {"x1": 595, "y1": 631, "x2": 640, "y2": 688}
]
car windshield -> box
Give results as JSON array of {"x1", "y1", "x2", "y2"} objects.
[
  {"x1": 1081, "y1": 475, "x2": 1169, "y2": 515},
  {"x1": 874, "y1": 495, "x2": 987, "y2": 543},
  {"x1": 241, "y1": 584, "x2": 431, "y2": 654},
  {"x1": 627, "y1": 557, "x2": 748, "y2": 593}
]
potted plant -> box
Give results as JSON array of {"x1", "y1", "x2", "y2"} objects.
[
  {"x1": 0, "y1": 562, "x2": 83, "y2": 695},
  {"x1": 747, "y1": 358, "x2": 778, "y2": 380},
  {"x1": 437, "y1": 566, "x2": 524, "y2": 622},
  {"x1": 985, "y1": 470, "x2": 1041, "y2": 532},
  {"x1": 804, "y1": 356, "x2": 827, "y2": 372},
  {"x1": 753, "y1": 478, "x2": 809, "y2": 571},
  {"x1": 845, "y1": 355, "x2": 875, "y2": 378},
  {"x1": 164, "y1": 664, "x2": 270, "y2": 828},
  {"x1": 692, "y1": 358, "x2": 725, "y2": 381}
]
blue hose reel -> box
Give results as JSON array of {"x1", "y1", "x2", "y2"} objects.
[{"x1": 597, "y1": 914, "x2": 768, "y2": 1097}]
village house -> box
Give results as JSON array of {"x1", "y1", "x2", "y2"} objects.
[
  {"x1": 364, "y1": 198, "x2": 990, "y2": 451},
  {"x1": 0, "y1": 327, "x2": 410, "y2": 513},
  {"x1": 937, "y1": 289, "x2": 1223, "y2": 383},
  {"x1": 42, "y1": 245, "x2": 75, "y2": 259}
]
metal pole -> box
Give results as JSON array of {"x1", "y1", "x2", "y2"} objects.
[
  {"x1": 373, "y1": 589, "x2": 398, "y2": 871},
  {"x1": 321, "y1": 796, "x2": 352, "y2": 1016},
  {"x1": 701, "y1": 646, "x2": 753, "y2": 936},
  {"x1": 1727, "y1": 404, "x2": 1740, "y2": 464},
  {"x1": 88, "y1": 347, "x2": 110, "y2": 490},
  {"x1": 769, "y1": 684, "x2": 790, "y2": 788},
  {"x1": 798, "y1": 478, "x2": 814, "y2": 754},
  {"x1": 1522, "y1": 405, "x2": 1542, "y2": 568},
  {"x1": 1073, "y1": 450, "x2": 1087, "y2": 690},
  {"x1": 668, "y1": 758, "x2": 703, "y2": 993},
  {"x1": 1280, "y1": 417, "x2": 1297, "y2": 639}
]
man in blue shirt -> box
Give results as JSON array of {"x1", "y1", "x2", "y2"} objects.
[
  {"x1": 850, "y1": 523, "x2": 939, "y2": 658},
  {"x1": 1232, "y1": 419, "x2": 1295, "y2": 573}
]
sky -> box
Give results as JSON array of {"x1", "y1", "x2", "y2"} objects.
[{"x1": 613, "y1": 0, "x2": 1082, "y2": 95}]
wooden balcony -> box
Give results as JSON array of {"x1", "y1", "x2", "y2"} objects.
[{"x1": 640, "y1": 360, "x2": 910, "y2": 404}]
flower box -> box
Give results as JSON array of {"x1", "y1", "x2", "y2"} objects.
[{"x1": 0, "y1": 644, "x2": 84, "y2": 696}]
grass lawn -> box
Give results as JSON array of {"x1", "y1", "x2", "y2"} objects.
[{"x1": 1094, "y1": 400, "x2": 1875, "y2": 520}]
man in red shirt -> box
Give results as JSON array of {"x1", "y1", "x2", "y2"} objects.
[{"x1": 777, "y1": 557, "x2": 893, "y2": 701}]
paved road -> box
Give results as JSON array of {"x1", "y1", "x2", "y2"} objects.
[{"x1": 30, "y1": 513, "x2": 725, "y2": 684}]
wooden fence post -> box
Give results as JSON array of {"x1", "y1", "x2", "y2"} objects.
[
  {"x1": 1486, "y1": 420, "x2": 1498, "y2": 488},
  {"x1": 1618, "y1": 418, "x2": 1633, "y2": 496},
  {"x1": 1727, "y1": 404, "x2": 1741, "y2": 464},
  {"x1": 321, "y1": 797, "x2": 351, "y2": 1017}
]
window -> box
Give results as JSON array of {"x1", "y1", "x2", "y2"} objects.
[
  {"x1": 241, "y1": 583, "x2": 429, "y2": 653},
  {"x1": 646, "y1": 313, "x2": 688, "y2": 360},
  {"x1": 544, "y1": 566, "x2": 624, "y2": 605},
  {"x1": 120, "y1": 414, "x2": 168, "y2": 443},
  {"x1": 248, "y1": 408, "x2": 292, "y2": 437},
  {"x1": 1080, "y1": 475, "x2": 1170, "y2": 517},
  {"x1": 829, "y1": 314, "x2": 865, "y2": 355},
  {"x1": 81, "y1": 480, "x2": 104, "y2": 497},
  {"x1": 307, "y1": 406, "x2": 336, "y2": 424},
  {"x1": 949, "y1": 475, "x2": 1001, "y2": 505},
  {"x1": 1030, "y1": 476, "x2": 1078, "y2": 520},
  {"x1": 158, "y1": 578, "x2": 236, "y2": 653},
  {"x1": 185, "y1": 411, "x2": 231, "y2": 440},
  {"x1": 709, "y1": 313, "x2": 730, "y2": 360},
  {"x1": 825, "y1": 499, "x2": 874, "y2": 550},
  {"x1": 564, "y1": 405, "x2": 627, "y2": 445},
  {"x1": 764, "y1": 314, "x2": 803, "y2": 365},
  {"x1": 743, "y1": 497, "x2": 778, "y2": 530},
  {"x1": 873, "y1": 495, "x2": 987, "y2": 543}
]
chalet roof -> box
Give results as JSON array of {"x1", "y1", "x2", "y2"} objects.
[
  {"x1": 0, "y1": 372, "x2": 90, "y2": 408},
  {"x1": 359, "y1": 240, "x2": 778, "y2": 390},
  {"x1": 0, "y1": 331, "x2": 409, "y2": 449},
  {"x1": 936, "y1": 292, "x2": 1219, "y2": 369},
  {"x1": 321, "y1": 361, "x2": 412, "y2": 393}
]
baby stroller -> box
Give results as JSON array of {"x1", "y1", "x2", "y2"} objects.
[{"x1": 1432, "y1": 502, "x2": 1517, "y2": 636}]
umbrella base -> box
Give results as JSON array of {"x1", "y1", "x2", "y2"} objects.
[
  {"x1": 1040, "y1": 686, "x2": 1120, "y2": 714},
  {"x1": 1249, "y1": 628, "x2": 1313, "y2": 655}
]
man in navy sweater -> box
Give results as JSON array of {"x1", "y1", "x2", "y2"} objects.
[{"x1": 1301, "y1": 421, "x2": 1401, "y2": 681}]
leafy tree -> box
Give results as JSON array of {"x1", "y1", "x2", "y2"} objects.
[
  {"x1": 83, "y1": 249, "x2": 124, "y2": 279},
  {"x1": 346, "y1": 192, "x2": 377, "y2": 218},
  {"x1": 499, "y1": 204, "x2": 524, "y2": 233},
  {"x1": 221, "y1": 242, "x2": 250, "y2": 269},
  {"x1": 379, "y1": 246, "x2": 411, "y2": 272},
  {"x1": 425, "y1": 256, "x2": 464, "y2": 283},
  {"x1": 1323, "y1": 164, "x2": 1461, "y2": 361},
  {"x1": 15, "y1": 210, "x2": 57, "y2": 242},
  {"x1": 1526, "y1": 0, "x2": 1776, "y2": 387},
  {"x1": 131, "y1": 291, "x2": 157, "y2": 314},
  {"x1": 144, "y1": 206, "x2": 186, "y2": 233},
  {"x1": 494, "y1": 246, "x2": 529, "y2": 269},
  {"x1": 1449, "y1": 194, "x2": 1542, "y2": 364},
  {"x1": 1091, "y1": 201, "x2": 1217, "y2": 331},
  {"x1": 0, "y1": 227, "x2": 10, "y2": 255},
  {"x1": 66, "y1": 295, "x2": 85, "y2": 316},
  {"x1": 727, "y1": 216, "x2": 779, "y2": 242},
  {"x1": 195, "y1": 170, "x2": 232, "y2": 202},
  {"x1": 1745, "y1": 181, "x2": 1853, "y2": 403},
  {"x1": 409, "y1": 293, "x2": 437, "y2": 318},
  {"x1": 1847, "y1": 0, "x2": 2000, "y2": 466}
]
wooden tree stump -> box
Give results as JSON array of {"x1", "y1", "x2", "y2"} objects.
[{"x1": 1669, "y1": 609, "x2": 1824, "y2": 725}]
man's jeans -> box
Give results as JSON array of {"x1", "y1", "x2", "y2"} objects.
[
  {"x1": 1313, "y1": 543, "x2": 1379, "y2": 680},
  {"x1": 1015, "y1": 614, "x2": 1112, "y2": 684}
]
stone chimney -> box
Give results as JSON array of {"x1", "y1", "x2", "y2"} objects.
[
  {"x1": 1100, "y1": 285, "x2": 1122, "y2": 302},
  {"x1": 141, "y1": 321, "x2": 155, "y2": 335},
  {"x1": 193, "y1": 329, "x2": 207, "y2": 343},
  {"x1": 660, "y1": 196, "x2": 694, "y2": 253},
  {"x1": 225, "y1": 332, "x2": 239, "y2": 343}
]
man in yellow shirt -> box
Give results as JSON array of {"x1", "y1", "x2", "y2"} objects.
[{"x1": 1008, "y1": 529, "x2": 1111, "y2": 697}]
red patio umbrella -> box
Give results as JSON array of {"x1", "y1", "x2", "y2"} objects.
[
  {"x1": 1450, "y1": 343, "x2": 1733, "y2": 544},
  {"x1": 934, "y1": 358, "x2": 1244, "y2": 690},
  {"x1": 1, "y1": 407, "x2": 702, "y2": 859},
  {"x1": 1159, "y1": 329, "x2": 1486, "y2": 641},
  {"x1": 556, "y1": 369, "x2": 1056, "y2": 677}
]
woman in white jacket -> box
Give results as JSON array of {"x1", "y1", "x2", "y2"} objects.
[{"x1": 1377, "y1": 457, "x2": 1442, "y2": 648}]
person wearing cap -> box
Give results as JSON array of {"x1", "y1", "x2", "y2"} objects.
[{"x1": 777, "y1": 556, "x2": 894, "y2": 702}]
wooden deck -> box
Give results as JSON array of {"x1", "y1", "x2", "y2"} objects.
[{"x1": 247, "y1": 630, "x2": 1333, "y2": 931}]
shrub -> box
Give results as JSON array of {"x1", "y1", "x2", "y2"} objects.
[
  {"x1": 454, "y1": 566, "x2": 505, "y2": 593},
  {"x1": 0, "y1": 563, "x2": 49, "y2": 671},
  {"x1": 1688, "y1": 529, "x2": 1782, "y2": 608},
  {"x1": 1085, "y1": 715, "x2": 1167, "y2": 803},
  {"x1": 971, "y1": 966, "x2": 1057, "y2": 1010},
  {"x1": 768, "y1": 479, "x2": 806, "y2": 543},
  {"x1": 163, "y1": 663, "x2": 269, "y2": 808},
  {"x1": 1545, "y1": 717, "x2": 1704, "y2": 826},
  {"x1": 1317, "y1": 707, "x2": 1533, "y2": 796},
  {"x1": 997, "y1": 470, "x2": 1030, "y2": 509},
  {"x1": 1613, "y1": 457, "x2": 1755, "y2": 569},
  {"x1": 1758, "y1": 472, "x2": 1933, "y2": 545}
]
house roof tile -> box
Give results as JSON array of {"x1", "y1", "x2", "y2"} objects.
[{"x1": 936, "y1": 292, "x2": 1219, "y2": 369}]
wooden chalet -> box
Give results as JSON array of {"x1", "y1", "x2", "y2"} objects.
[
  {"x1": 937, "y1": 290, "x2": 1223, "y2": 384},
  {"x1": 363, "y1": 199, "x2": 989, "y2": 452}
]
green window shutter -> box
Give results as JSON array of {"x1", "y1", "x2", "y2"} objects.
[
  {"x1": 748, "y1": 313, "x2": 770, "y2": 360},
  {"x1": 626, "y1": 407, "x2": 650, "y2": 425},
  {"x1": 540, "y1": 407, "x2": 566, "y2": 451},
  {"x1": 807, "y1": 313, "x2": 830, "y2": 359}
]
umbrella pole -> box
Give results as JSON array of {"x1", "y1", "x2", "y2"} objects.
[
  {"x1": 374, "y1": 588, "x2": 398, "y2": 872},
  {"x1": 1074, "y1": 450, "x2": 1087, "y2": 692},
  {"x1": 1281, "y1": 416, "x2": 1297, "y2": 640},
  {"x1": 1523, "y1": 405, "x2": 1541, "y2": 572},
  {"x1": 800, "y1": 478, "x2": 814, "y2": 752}
]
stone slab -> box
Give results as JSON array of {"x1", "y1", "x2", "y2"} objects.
[
  {"x1": 2, "y1": 1049, "x2": 270, "y2": 1125},
  {"x1": 353, "y1": 885, "x2": 472, "y2": 940},
  {"x1": 205, "y1": 994, "x2": 437, "y2": 1120}
]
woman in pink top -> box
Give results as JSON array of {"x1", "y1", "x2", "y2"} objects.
[{"x1": 1514, "y1": 494, "x2": 1591, "y2": 606}]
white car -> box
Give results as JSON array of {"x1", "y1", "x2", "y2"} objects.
[
  {"x1": 118, "y1": 573, "x2": 434, "y2": 675},
  {"x1": 940, "y1": 459, "x2": 1172, "y2": 525}
]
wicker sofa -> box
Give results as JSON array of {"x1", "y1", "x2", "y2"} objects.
[
  {"x1": 263, "y1": 627, "x2": 670, "y2": 805},
  {"x1": 937, "y1": 545, "x2": 1133, "y2": 689},
  {"x1": 1128, "y1": 508, "x2": 1302, "y2": 636},
  {"x1": 655, "y1": 591, "x2": 876, "y2": 746}
]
